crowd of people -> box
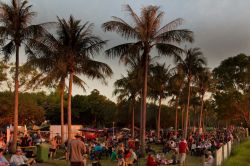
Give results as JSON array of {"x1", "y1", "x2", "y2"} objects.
[{"x1": 0, "y1": 126, "x2": 247, "y2": 166}]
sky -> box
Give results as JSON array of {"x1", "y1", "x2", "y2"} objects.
[{"x1": 10, "y1": 0, "x2": 250, "y2": 101}]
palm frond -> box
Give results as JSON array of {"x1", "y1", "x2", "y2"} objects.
[
  {"x1": 124, "y1": 4, "x2": 142, "y2": 26},
  {"x1": 2, "y1": 41, "x2": 15, "y2": 61},
  {"x1": 73, "y1": 74, "x2": 86, "y2": 92},
  {"x1": 156, "y1": 43, "x2": 183, "y2": 59},
  {"x1": 105, "y1": 42, "x2": 142, "y2": 61},
  {"x1": 156, "y1": 18, "x2": 184, "y2": 35},
  {"x1": 155, "y1": 29, "x2": 193, "y2": 44},
  {"x1": 102, "y1": 16, "x2": 138, "y2": 39}
]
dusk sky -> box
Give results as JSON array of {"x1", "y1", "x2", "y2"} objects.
[{"x1": 13, "y1": 0, "x2": 250, "y2": 101}]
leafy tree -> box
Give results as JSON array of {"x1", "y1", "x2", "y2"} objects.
[
  {"x1": 102, "y1": 4, "x2": 193, "y2": 151},
  {"x1": 0, "y1": 92, "x2": 45, "y2": 127},
  {"x1": 213, "y1": 54, "x2": 250, "y2": 128},
  {"x1": 213, "y1": 53, "x2": 250, "y2": 93},
  {"x1": 0, "y1": 61, "x2": 8, "y2": 87}
]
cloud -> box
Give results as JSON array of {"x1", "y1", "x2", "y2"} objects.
[{"x1": 14, "y1": 0, "x2": 250, "y2": 100}]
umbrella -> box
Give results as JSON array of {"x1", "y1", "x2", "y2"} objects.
[{"x1": 121, "y1": 128, "x2": 130, "y2": 131}]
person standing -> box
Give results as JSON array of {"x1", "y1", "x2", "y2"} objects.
[
  {"x1": 0, "y1": 148, "x2": 9, "y2": 166},
  {"x1": 49, "y1": 137, "x2": 58, "y2": 159},
  {"x1": 178, "y1": 138, "x2": 189, "y2": 166},
  {"x1": 68, "y1": 134, "x2": 87, "y2": 166}
]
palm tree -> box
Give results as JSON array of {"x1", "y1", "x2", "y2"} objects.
[
  {"x1": 26, "y1": 28, "x2": 87, "y2": 144},
  {"x1": 197, "y1": 68, "x2": 212, "y2": 130},
  {"x1": 102, "y1": 4, "x2": 193, "y2": 151},
  {"x1": 113, "y1": 72, "x2": 139, "y2": 138},
  {"x1": 148, "y1": 63, "x2": 171, "y2": 139},
  {"x1": 168, "y1": 65, "x2": 185, "y2": 133},
  {"x1": 177, "y1": 48, "x2": 206, "y2": 138},
  {"x1": 0, "y1": 0, "x2": 47, "y2": 151},
  {"x1": 113, "y1": 55, "x2": 142, "y2": 138},
  {"x1": 56, "y1": 16, "x2": 113, "y2": 140},
  {"x1": 27, "y1": 15, "x2": 113, "y2": 140}
]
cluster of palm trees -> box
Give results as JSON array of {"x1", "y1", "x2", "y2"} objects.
[
  {"x1": 0, "y1": 0, "x2": 112, "y2": 152},
  {"x1": 107, "y1": 5, "x2": 211, "y2": 152},
  {"x1": 0, "y1": 0, "x2": 212, "y2": 153}
]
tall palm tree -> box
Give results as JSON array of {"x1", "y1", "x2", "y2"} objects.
[
  {"x1": 113, "y1": 55, "x2": 142, "y2": 138},
  {"x1": 113, "y1": 72, "x2": 139, "y2": 138},
  {"x1": 148, "y1": 63, "x2": 171, "y2": 139},
  {"x1": 177, "y1": 48, "x2": 206, "y2": 138},
  {"x1": 168, "y1": 65, "x2": 185, "y2": 133},
  {"x1": 27, "y1": 15, "x2": 113, "y2": 140},
  {"x1": 56, "y1": 16, "x2": 113, "y2": 140},
  {"x1": 102, "y1": 5, "x2": 193, "y2": 151},
  {"x1": 26, "y1": 27, "x2": 88, "y2": 143},
  {"x1": 197, "y1": 68, "x2": 212, "y2": 130},
  {"x1": 0, "y1": 0, "x2": 47, "y2": 151}
]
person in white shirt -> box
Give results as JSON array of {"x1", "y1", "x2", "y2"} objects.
[
  {"x1": 204, "y1": 151, "x2": 214, "y2": 166},
  {"x1": 10, "y1": 147, "x2": 36, "y2": 166}
]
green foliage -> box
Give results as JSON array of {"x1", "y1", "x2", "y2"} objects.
[
  {"x1": 222, "y1": 138, "x2": 250, "y2": 166},
  {"x1": 213, "y1": 53, "x2": 250, "y2": 93},
  {"x1": 44, "y1": 89, "x2": 117, "y2": 127},
  {"x1": 0, "y1": 91, "x2": 45, "y2": 127},
  {"x1": 0, "y1": 61, "x2": 7, "y2": 86}
]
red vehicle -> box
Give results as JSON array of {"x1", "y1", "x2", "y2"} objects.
[{"x1": 79, "y1": 128, "x2": 97, "y2": 140}]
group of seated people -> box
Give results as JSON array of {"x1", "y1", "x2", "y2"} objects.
[{"x1": 0, "y1": 147, "x2": 36, "y2": 166}]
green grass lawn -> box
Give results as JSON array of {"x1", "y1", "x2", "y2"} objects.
[
  {"x1": 44, "y1": 144, "x2": 203, "y2": 166},
  {"x1": 222, "y1": 138, "x2": 250, "y2": 166},
  {"x1": 46, "y1": 156, "x2": 202, "y2": 166}
]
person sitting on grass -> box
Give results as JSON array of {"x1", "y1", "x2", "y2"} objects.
[
  {"x1": 10, "y1": 147, "x2": 36, "y2": 166},
  {"x1": 204, "y1": 151, "x2": 214, "y2": 166},
  {"x1": 0, "y1": 148, "x2": 9, "y2": 166}
]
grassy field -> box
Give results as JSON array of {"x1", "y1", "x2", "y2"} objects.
[
  {"x1": 44, "y1": 144, "x2": 203, "y2": 166},
  {"x1": 222, "y1": 138, "x2": 250, "y2": 166},
  {"x1": 46, "y1": 155, "x2": 202, "y2": 166}
]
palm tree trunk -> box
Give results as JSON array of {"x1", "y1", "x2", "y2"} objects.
[
  {"x1": 131, "y1": 97, "x2": 135, "y2": 139},
  {"x1": 140, "y1": 48, "x2": 149, "y2": 156},
  {"x1": 182, "y1": 106, "x2": 184, "y2": 130},
  {"x1": 157, "y1": 95, "x2": 162, "y2": 139},
  {"x1": 193, "y1": 107, "x2": 196, "y2": 127},
  {"x1": 12, "y1": 45, "x2": 20, "y2": 153},
  {"x1": 184, "y1": 78, "x2": 191, "y2": 139},
  {"x1": 67, "y1": 72, "x2": 73, "y2": 140},
  {"x1": 140, "y1": 92, "x2": 142, "y2": 140},
  {"x1": 199, "y1": 94, "x2": 204, "y2": 130},
  {"x1": 175, "y1": 96, "x2": 179, "y2": 133},
  {"x1": 60, "y1": 79, "x2": 65, "y2": 143}
]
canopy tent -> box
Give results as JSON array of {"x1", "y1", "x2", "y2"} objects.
[
  {"x1": 121, "y1": 128, "x2": 130, "y2": 131},
  {"x1": 79, "y1": 127, "x2": 96, "y2": 132}
]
